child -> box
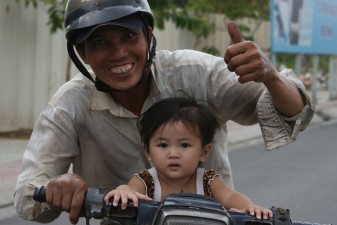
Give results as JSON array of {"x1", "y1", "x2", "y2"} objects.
[{"x1": 104, "y1": 97, "x2": 273, "y2": 219}]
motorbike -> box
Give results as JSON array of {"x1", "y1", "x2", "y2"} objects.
[{"x1": 33, "y1": 186, "x2": 331, "y2": 225}]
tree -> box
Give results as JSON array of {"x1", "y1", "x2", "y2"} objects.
[
  {"x1": 17, "y1": 0, "x2": 66, "y2": 33},
  {"x1": 149, "y1": 0, "x2": 269, "y2": 54},
  {"x1": 151, "y1": 0, "x2": 269, "y2": 37},
  {"x1": 18, "y1": 0, "x2": 269, "y2": 39},
  {"x1": 17, "y1": 0, "x2": 270, "y2": 77}
]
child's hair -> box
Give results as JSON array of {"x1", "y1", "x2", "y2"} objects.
[{"x1": 137, "y1": 97, "x2": 220, "y2": 147}]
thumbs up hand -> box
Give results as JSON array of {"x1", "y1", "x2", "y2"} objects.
[{"x1": 224, "y1": 21, "x2": 277, "y2": 85}]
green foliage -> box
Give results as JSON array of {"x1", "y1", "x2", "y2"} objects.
[
  {"x1": 17, "y1": 0, "x2": 270, "y2": 36},
  {"x1": 276, "y1": 53, "x2": 330, "y2": 75},
  {"x1": 16, "y1": 0, "x2": 270, "y2": 54},
  {"x1": 217, "y1": 0, "x2": 270, "y2": 21},
  {"x1": 149, "y1": 0, "x2": 269, "y2": 39},
  {"x1": 16, "y1": 0, "x2": 66, "y2": 33},
  {"x1": 45, "y1": 0, "x2": 67, "y2": 33},
  {"x1": 148, "y1": 0, "x2": 213, "y2": 38},
  {"x1": 148, "y1": 0, "x2": 269, "y2": 54},
  {"x1": 201, "y1": 46, "x2": 221, "y2": 56},
  {"x1": 275, "y1": 53, "x2": 297, "y2": 70},
  {"x1": 19, "y1": 0, "x2": 38, "y2": 8}
]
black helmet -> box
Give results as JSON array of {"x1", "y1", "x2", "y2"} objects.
[
  {"x1": 64, "y1": 0, "x2": 156, "y2": 92},
  {"x1": 64, "y1": 0, "x2": 154, "y2": 43}
]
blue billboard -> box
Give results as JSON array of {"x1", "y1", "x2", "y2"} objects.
[{"x1": 271, "y1": 0, "x2": 337, "y2": 55}]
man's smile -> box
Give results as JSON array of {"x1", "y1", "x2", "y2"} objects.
[{"x1": 109, "y1": 63, "x2": 133, "y2": 75}]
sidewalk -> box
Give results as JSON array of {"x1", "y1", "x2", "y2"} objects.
[
  {"x1": 0, "y1": 138, "x2": 28, "y2": 219},
  {"x1": 1, "y1": 89, "x2": 337, "y2": 218}
]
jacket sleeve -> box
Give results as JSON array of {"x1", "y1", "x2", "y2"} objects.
[
  {"x1": 14, "y1": 104, "x2": 78, "y2": 222},
  {"x1": 257, "y1": 69, "x2": 315, "y2": 150}
]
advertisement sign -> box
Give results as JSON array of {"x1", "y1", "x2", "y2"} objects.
[{"x1": 271, "y1": 0, "x2": 337, "y2": 55}]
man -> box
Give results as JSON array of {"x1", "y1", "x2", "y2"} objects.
[{"x1": 14, "y1": 0, "x2": 314, "y2": 224}]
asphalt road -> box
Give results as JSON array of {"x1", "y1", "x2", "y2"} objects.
[
  {"x1": 1, "y1": 120, "x2": 336, "y2": 225},
  {"x1": 229, "y1": 120, "x2": 337, "y2": 224}
]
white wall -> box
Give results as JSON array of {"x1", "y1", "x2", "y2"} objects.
[
  {"x1": 155, "y1": 14, "x2": 270, "y2": 55},
  {"x1": 0, "y1": 1, "x2": 270, "y2": 132},
  {"x1": 0, "y1": 0, "x2": 75, "y2": 132}
]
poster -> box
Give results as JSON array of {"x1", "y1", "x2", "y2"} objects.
[{"x1": 271, "y1": 0, "x2": 337, "y2": 54}]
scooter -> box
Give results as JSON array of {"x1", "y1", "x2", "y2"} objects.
[{"x1": 33, "y1": 186, "x2": 331, "y2": 225}]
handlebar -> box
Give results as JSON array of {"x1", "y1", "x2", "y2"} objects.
[
  {"x1": 33, "y1": 185, "x2": 46, "y2": 203},
  {"x1": 33, "y1": 186, "x2": 331, "y2": 225}
]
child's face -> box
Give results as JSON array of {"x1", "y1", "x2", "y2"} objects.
[{"x1": 146, "y1": 121, "x2": 211, "y2": 180}]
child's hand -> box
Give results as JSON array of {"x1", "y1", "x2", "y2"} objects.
[
  {"x1": 230, "y1": 204, "x2": 273, "y2": 220},
  {"x1": 104, "y1": 185, "x2": 152, "y2": 209}
]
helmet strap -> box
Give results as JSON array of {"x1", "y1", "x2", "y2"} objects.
[
  {"x1": 141, "y1": 35, "x2": 157, "y2": 82},
  {"x1": 67, "y1": 41, "x2": 110, "y2": 92}
]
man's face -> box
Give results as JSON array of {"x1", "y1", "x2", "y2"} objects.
[{"x1": 78, "y1": 25, "x2": 151, "y2": 91}]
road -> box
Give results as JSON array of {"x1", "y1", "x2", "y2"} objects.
[
  {"x1": 229, "y1": 120, "x2": 337, "y2": 224},
  {"x1": 1, "y1": 120, "x2": 336, "y2": 225}
]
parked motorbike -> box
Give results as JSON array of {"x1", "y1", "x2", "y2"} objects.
[{"x1": 33, "y1": 186, "x2": 331, "y2": 225}]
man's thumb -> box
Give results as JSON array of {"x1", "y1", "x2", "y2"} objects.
[{"x1": 227, "y1": 21, "x2": 243, "y2": 44}]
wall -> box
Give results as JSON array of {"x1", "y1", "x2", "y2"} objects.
[{"x1": 0, "y1": 1, "x2": 73, "y2": 132}]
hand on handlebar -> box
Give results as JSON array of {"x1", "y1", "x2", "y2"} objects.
[
  {"x1": 104, "y1": 185, "x2": 152, "y2": 209},
  {"x1": 230, "y1": 204, "x2": 273, "y2": 220},
  {"x1": 44, "y1": 173, "x2": 88, "y2": 224}
]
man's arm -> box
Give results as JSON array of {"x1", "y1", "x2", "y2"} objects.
[
  {"x1": 224, "y1": 21, "x2": 305, "y2": 117},
  {"x1": 14, "y1": 105, "x2": 84, "y2": 224},
  {"x1": 224, "y1": 21, "x2": 314, "y2": 150}
]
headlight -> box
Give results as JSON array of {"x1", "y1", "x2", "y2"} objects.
[{"x1": 154, "y1": 206, "x2": 229, "y2": 225}]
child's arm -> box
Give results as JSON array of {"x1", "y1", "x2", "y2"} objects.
[
  {"x1": 104, "y1": 176, "x2": 152, "y2": 209},
  {"x1": 210, "y1": 176, "x2": 273, "y2": 220}
]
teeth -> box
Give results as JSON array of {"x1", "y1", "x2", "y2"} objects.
[{"x1": 110, "y1": 64, "x2": 132, "y2": 74}]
